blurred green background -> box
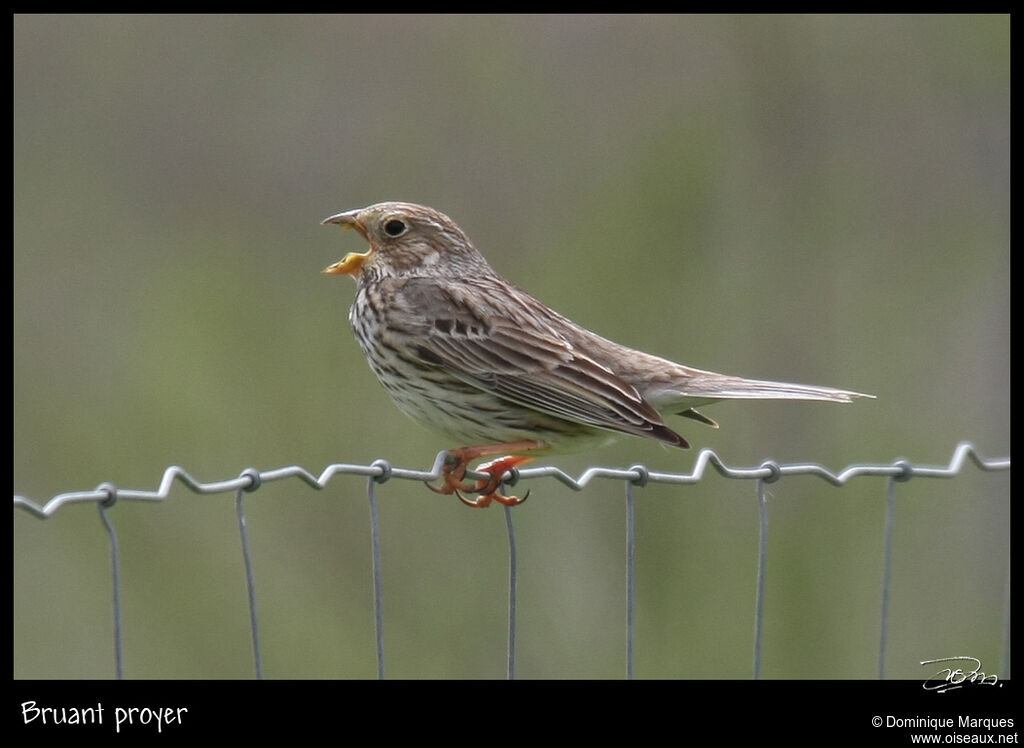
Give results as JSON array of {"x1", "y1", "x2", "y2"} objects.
[{"x1": 14, "y1": 15, "x2": 1008, "y2": 679}]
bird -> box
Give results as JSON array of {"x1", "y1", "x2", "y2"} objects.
[{"x1": 322, "y1": 202, "x2": 872, "y2": 507}]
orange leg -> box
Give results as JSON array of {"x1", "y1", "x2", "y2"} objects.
[{"x1": 427, "y1": 440, "x2": 541, "y2": 508}]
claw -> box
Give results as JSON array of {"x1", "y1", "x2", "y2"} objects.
[
  {"x1": 427, "y1": 478, "x2": 477, "y2": 495},
  {"x1": 494, "y1": 489, "x2": 530, "y2": 506},
  {"x1": 455, "y1": 487, "x2": 530, "y2": 509},
  {"x1": 455, "y1": 489, "x2": 493, "y2": 508}
]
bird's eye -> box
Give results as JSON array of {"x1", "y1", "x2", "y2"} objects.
[{"x1": 383, "y1": 218, "x2": 407, "y2": 237}]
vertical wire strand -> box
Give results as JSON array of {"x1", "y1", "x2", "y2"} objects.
[
  {"x1": 504, "y1": 502, "x2": 517, "y2": 680},
  {"x1": 500, "y1": 476, "x2": 518, "y2": 681},
  {"x1": 235, "y1": 488, "x2": 264, "y2": 679},
  {"x1": 367, "y1": 476, "x2": 385, "y2": 680},
  {"x1": 877, "y1": 476, "x2": 896, "y2": 679},
  {"x1": 625, "y1": 479, "x2": 636, "y2": 680},
  {"x1": 97, "y1": 499, "x2": 123, "y2": 680},
  {"x1": 753, "y1": 477, "x2": 768, "y2": 680},
  {"x1": 1001, "y1": 561, "x2": 1011, "y2": 679}
]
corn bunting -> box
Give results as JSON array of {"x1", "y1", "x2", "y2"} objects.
[{"x1": 323, "y1": 202, "x2": 871, "y2": 506}]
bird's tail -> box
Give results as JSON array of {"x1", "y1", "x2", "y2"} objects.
[
  {"x1": 652, "y1": 367, "x2": 874, "y2": 427},
  {"x1": 682, "y1": 374, "x2": 873, "y2": 403}
]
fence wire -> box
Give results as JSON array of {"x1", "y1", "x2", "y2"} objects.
[{"x1": 14, "y1": 442, "x2": 1010, "y2": 679}]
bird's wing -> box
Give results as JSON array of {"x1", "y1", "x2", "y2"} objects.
[{"x1": 396, "y1": 277, "x2": 688, "y2": 448}]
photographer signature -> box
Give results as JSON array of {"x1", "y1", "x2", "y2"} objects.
[{"x1": 920, "y1": 656, "x2": 1000, "y2": 692}]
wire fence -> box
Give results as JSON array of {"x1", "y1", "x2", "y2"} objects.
[{"x1": 14, "y1": 442, "x2": 1011, "y2": 680}]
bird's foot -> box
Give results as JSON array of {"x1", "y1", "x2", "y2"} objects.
[
  {"x1": 426, "y1": 453, "x2": 476, "y2": 495},
  {"x1": 427, "y1": 442, "x2": 540, "y2": 508},
  {"x1": 454, "y1": 455, "x2": 533, "y2": 508}
]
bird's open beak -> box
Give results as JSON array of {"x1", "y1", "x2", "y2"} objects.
[{"x1": 322, "y1": 209, "x2": 372, "y2": 276}]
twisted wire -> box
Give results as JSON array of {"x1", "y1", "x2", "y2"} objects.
[{"x1": 13, "y1": 442, "x2": 1009, "y2": 518}]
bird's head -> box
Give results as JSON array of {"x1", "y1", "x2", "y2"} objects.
[{"x1": 322, "y1": 202, "x2": 488, "y2": 281}]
